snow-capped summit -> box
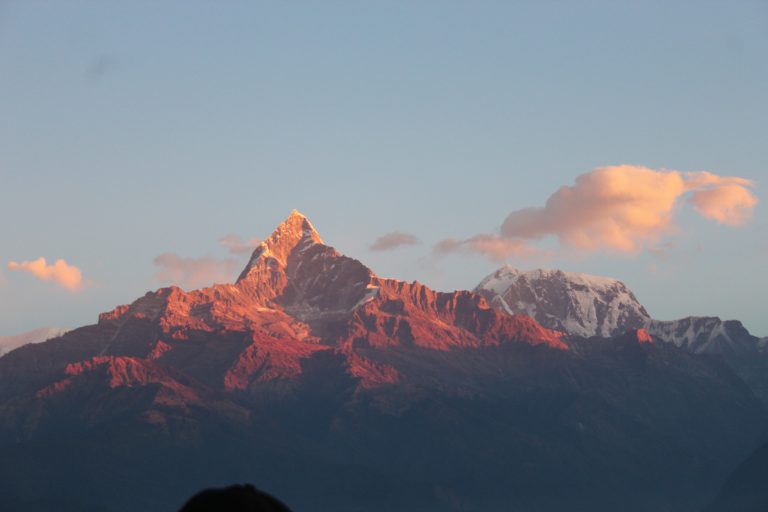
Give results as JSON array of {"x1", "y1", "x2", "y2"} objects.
[
  {"x1": 474, "y1": 265, "x2": 650, "y2": 337},
  {"x1": 645, "y1": 317, "x2": 760, "y2": 355},
  {"x1": 475, "y1": 265, "x2": 764, "y2": 355}
]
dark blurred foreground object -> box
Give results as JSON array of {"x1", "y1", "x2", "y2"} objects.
[{"x1": 178, "y1": 484, "x2": 292, "y2": 512}]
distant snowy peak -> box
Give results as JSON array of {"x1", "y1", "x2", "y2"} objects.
[
  {"x1": 477, "y1": 265, "x2": 623, "y2": 295},
  {"x1": 646, "y1": 317, "x2": 760, "y2": 355},
  {"x1": 475, "y1": 265, "x2": 764, "y2": 355},
  {"x1": 0, "y1": 327, "x2": 69, "y2": 356},
  {"x1": 474, "y1": 265, "x2": 650, "y2": 338}
]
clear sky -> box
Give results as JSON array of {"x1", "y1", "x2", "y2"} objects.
[{"x1": 1, "y1": 1, "x2": 766, "y2": 336}]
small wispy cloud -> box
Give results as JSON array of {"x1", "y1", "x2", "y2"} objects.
[
  {"x1": 153, "y1": 253, "x2": 237, "y2": 290},
  {"x1": 370, "y1": 232, "x2": 420, "y2": 251},
  {"x1": 218, "y1": 234, "x2": 261, "y2": 255},
  {"x1": 434, "y1": 235, "x2": 538, "y2": 262},
  {"x1": 7, "y1": 257, "x2": 84, "y2": 292},
  {"x1": 152, "y1": 232, "x2": 258, "y2": 289}
]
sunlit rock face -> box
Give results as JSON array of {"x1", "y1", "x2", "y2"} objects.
[
  {"x1": 74, "y1": 210, "x2": 565, "y2": 395},
  {"x1": 0, "y1": 211, "x2": 766, "y2": 512},
  {"x1": 0, "y1": 211, "x2": 566, "y2": 425}
]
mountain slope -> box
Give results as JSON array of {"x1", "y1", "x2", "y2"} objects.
[
  {"x1": 0, "y1": 211, "x2": 564, "y2": 406},
  {"x1": 706, "y1": 438, "x2": 768, "y2": 512},
  {"x1": 0, "y1": 211, "x2": 765, "y2": 512}
]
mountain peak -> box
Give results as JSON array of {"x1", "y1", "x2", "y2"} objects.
[
  {"x1": 273, "y1": 209, "x2": 323, "y2": 245},
  {"x1": 237, "y1": 210, "x2": 324, "y2": 282},
  {"x1": 475, "y1": 266, "x2": 650, "y2": 337}
]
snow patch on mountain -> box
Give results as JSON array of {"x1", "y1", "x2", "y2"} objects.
[
  {"x1": 475, "y1": 265, "x2": 763, "y2": 355},
  {"x1": 646, "y1": 317, "x2": 760, "y2": 355},
  {"x1": 474, "y1": 265, "x2": 650, "y2": 337}
]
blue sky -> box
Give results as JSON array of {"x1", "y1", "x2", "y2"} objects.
[{"x1": 1, "y1": 1, "x2": 766, "y2": 336}]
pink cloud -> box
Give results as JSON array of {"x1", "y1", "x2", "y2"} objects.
[
  {"x1": 7, "y1": 257, "x2": 84, "y2": 291},
  {"x1": 370, "y1": 232, "x2": 420, "y2": 251},
  {"x1": 434, "y1": 234, "x2": 538, "y2": 262},
  {"x1": 153, "y1": 253, "x2": 237, "y2": 290},
  {"x1": 498, "y1": 165, "x2": 757, "y2": 254},
  {"x1": 440, "y1": 165, "x2": 757, "y2": 262},
  {"x1": 218, "y1": 234, "x2": 261, "y2": 255},
  {"x1": 685, "y1": 172, "x2": 758, "y2": 225}
]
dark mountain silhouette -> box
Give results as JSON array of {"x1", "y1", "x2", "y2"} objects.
[
  {"x1": 705, "y1": 438, "x2": 768, "y2": 512},
  {"x1": 0, "y1": 211, "x2": 766, "y2": 512}
]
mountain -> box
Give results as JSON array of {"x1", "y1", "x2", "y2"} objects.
[
  {"x1": 474, "y1": 266, "x2": 768, "y2": 406},
  {"x1": 475, "y1": 266, "x2": 763, "y2": 355},
  {"x1": 645, "y1": 317, "x2": 761, "y2": 355},
  {"x1": 705, "y1": 437, "x2": 768, "y2": 512},
  {"x1": 474, "y1": 266, "x2": 650, "y2": 337},
  {"x1": 0, "y1": 211, "x2": 766, "y2": 512},
  {"x1": 0, "y1": 327, "x2": 69, "y2": 356}
]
